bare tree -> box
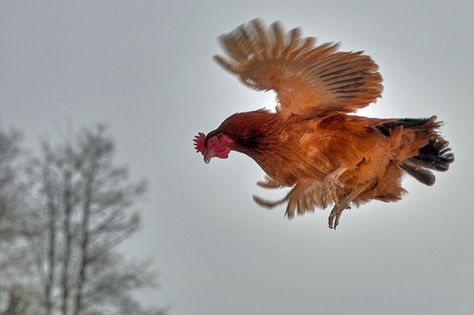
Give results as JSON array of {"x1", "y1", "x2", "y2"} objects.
[
  {"x1": 20, "y1": 125, "x2": 164, "y2": 315},
  {"x1": 0, "y1": 125, "x2": 21, "y2": 244},
  {"x1": 0, "y1": 125, "x2": 27, "y2": 313},
  {"x1": 1, "y1": 286, "x2": 30, "y2": 315}
]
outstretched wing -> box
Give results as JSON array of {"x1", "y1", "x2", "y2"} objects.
[{"x1": 214, "y1": 19, "x2": 383, "y2": 117}]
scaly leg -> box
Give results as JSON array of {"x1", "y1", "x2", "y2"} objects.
[
  {"x1": 320, "y1": 166, "x2": 348, "y2": 209},
  {"x1": 328, "y1": 178, "x2": 378, "y2": 230}
]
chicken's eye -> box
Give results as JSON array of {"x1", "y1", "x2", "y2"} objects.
[{"x1": 208, "y1": 138, "x2": 216, "y2": 146}]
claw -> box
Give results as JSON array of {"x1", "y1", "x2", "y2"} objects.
[
  {"x1": 334, "y1": 209, "x2": 344, "y2": 230},
  {"x1": 328, "y1": 202, "x2": 348, "y2": 230}
]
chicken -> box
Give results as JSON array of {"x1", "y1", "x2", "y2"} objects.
[{"x1": 194, "y1": 19, "x2": 454, "y2": 229}]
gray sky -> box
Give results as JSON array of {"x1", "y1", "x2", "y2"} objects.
[{"x1": 1, "y1": 0, "x2": 474, "y2": 314}]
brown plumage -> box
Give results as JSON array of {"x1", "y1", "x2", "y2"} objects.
[{"x1": 194, "y1": 19, "x2": 454, "y2": 229}]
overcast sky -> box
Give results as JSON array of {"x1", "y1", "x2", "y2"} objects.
[{"x1": 1, "y1": 0, "x2": 473, "y2": 314}]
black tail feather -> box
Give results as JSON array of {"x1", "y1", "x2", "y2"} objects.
[
  {"x1": 400, "y1": 162, "x2": 436, "y2": 186},
  {"x1": 409, "y1": 138, "x2": 454, "y2": 172},
  {"x1": 380, "y1": 116, "x2": 454, "y2": 185},
  {"x1": 374, "y1": 116, "x2": 440, "y2": 137}
]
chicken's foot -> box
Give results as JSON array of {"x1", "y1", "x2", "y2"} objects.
[
  {"x1": 328, "y1": 202, "x2": 349, "y2": 230},
  {"x1": 328, "y1": 179, "x2": 378, "y2": 230}
]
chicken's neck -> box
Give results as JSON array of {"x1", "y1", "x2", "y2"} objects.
[{"x1": 215, "y1": 109, "x2": 281, "y2": 157}]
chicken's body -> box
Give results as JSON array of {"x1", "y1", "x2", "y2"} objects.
[
  {"x1": 236, "y1": 112, "x2": 397, "y2": 186},
  {"x1": 194, "y1": 20, "x2": 454, "y2": 229}
]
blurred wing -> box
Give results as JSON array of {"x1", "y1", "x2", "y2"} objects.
[
  {"x1": 214, "y1": 19, "x2": 383, "y2": 117},
  {"x1": 253, "y1": 179, "x2": 326, "y2": 219}
]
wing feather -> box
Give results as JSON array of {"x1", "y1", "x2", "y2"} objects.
[
  {"x1": 251, "y1": 19, "x2": 272, "y2": 59},
  {"x1": 253, "y1": 178, "x2": 331, "y2": 219},
  {"x1": 284, "y1": 28, "x2": 301, "y2": 59},
  {"x1": 291, "y1": 37, "x2": 316, "y2": 60},
  {"x1": 214, "y1": 19, "x2": 383, "y2": 117},
  {"x1": 272, "y1": 22, "x2": 285, "y2": 59}
]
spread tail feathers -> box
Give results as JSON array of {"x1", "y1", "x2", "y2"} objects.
[
  {"x1": 378, "y1": 116, "x2": 454, "y2": 185},
  {"x1": 409, "y1": 137, "x2": 454, "y2": 172}
]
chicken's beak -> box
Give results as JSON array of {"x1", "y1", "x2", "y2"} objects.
[{"x1": 204, "y1": 151, "x2": 213, "y2": 164}]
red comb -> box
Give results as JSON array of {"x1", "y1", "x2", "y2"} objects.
[{"x1": 193, "y1": 132, "x2": 206, "y2": 153}]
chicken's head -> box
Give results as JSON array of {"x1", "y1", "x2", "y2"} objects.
[{"x1": 193, "y1": 132, "x2": 233, "y2": 164}]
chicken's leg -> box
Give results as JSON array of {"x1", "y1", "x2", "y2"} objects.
[
  {"x1": 328, "y1": 179, "x2": 377, "y2": 230},
  {"x1": 320, "y1": 166, "x2": 347, "y2": 209}
]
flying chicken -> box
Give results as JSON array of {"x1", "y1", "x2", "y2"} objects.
[{"x1": 194, "y1": 19, "x2": 454, "y2": 229}]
